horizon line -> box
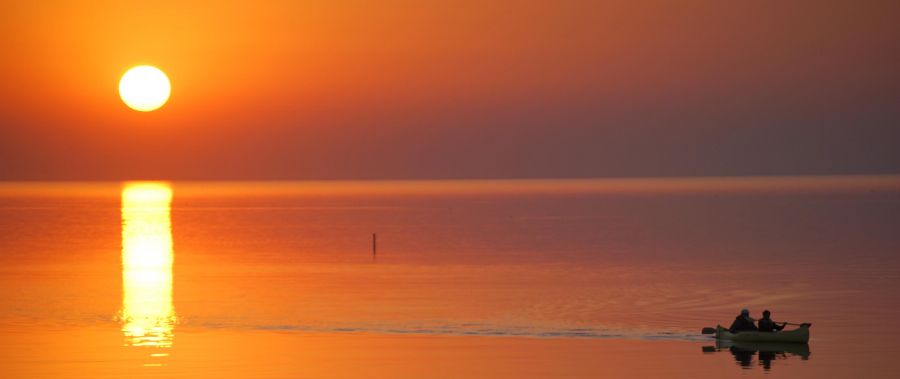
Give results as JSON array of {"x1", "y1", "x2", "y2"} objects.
[{"x1": 2, "y1": 173, "x2": 900, "y2": 184}]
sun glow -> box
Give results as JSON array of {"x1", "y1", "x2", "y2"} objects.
[
  {"x1": 119, "y1": 182, "x2": 176, "y2": 349},
  {"x1": 119, "y1": 66, "x2": 171, "y2": 112}
]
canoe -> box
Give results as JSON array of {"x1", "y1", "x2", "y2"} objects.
[{"x1": 715, "y1": 325, "x2": 809, "y2": 343}]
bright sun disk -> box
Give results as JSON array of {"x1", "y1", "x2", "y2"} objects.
[{"x1": 119, "y1": 65, "x2": 171, "y2": 112}]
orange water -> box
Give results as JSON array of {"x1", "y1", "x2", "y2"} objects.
[{"x1": 1, "y1": 177, "x2": 899, "y2": 378}]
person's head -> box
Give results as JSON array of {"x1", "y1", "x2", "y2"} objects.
[
  {"x1": 740, "y1": 309, "x2": 749, "y2": 316},
  {"x1": 763, "y1": 310, "x2": 771, "y2": 319}
]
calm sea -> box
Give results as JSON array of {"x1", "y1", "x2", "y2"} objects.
[{"x1": 1, "y1": 177, "x2": 899, "y2": 378}]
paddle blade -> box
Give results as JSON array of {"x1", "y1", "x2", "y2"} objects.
[{"x1": 701, "y1": 327, "x2": 717, "y2": 334}]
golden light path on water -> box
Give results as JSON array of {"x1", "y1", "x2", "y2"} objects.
[{"x1": 119, "y1": 182, "x2": 175, "y2": 351}]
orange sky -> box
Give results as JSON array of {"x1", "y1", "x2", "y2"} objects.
[{"x1": 1, "y1": 1, "x2": 898, "y2": 180}]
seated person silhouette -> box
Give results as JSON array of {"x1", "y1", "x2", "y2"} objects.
[
  {"x1": 729, "y1": 308, "x2": 758, "y2": 333},
  {"x1": 757, "y1": 310, "x2": 786, "y2": 332}
]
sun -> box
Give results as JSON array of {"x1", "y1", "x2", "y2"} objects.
[{"x1": 119, "y1": 65, "x2": 171, "y2": 112}]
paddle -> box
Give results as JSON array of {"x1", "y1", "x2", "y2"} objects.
[{"x1": 701, "y1": 322, "x2": 811, "y2": 334}]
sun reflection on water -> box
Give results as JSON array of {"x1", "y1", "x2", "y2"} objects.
[{"x1": 119, "y1": 182, "x2": 176, "y2": 349}]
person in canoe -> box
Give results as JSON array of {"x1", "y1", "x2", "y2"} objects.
[
  {"x1": 728, "y1": 308, "x2": 758, "y2": 333},
  {"x1": 757, "y1": 310, "x2": 787, "y2": 332}
]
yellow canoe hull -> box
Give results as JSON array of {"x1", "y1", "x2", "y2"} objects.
[{"x1": 715, "y1": 325, "x2": 810, "y2": 343}]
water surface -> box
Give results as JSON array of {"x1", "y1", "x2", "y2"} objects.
[{"x1": 1, "y1": 177, "x2": 899, "y2": 378}]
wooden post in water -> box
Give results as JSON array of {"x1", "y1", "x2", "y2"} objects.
[{"x1": 372, "y1": 233, "x2": 377, "y2": 256}]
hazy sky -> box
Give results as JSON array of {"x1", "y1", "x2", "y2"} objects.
[{"x1": 1, "y1": 1, "x2": 898, "y2": 180}]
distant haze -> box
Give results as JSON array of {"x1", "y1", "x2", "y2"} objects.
[{"x1": 1, "y1": 1, "x2": 898, "y2": 180}]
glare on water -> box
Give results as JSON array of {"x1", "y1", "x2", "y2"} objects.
[{"x1": 118, "y1": 182, "x2": 175, "y2": 348}]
